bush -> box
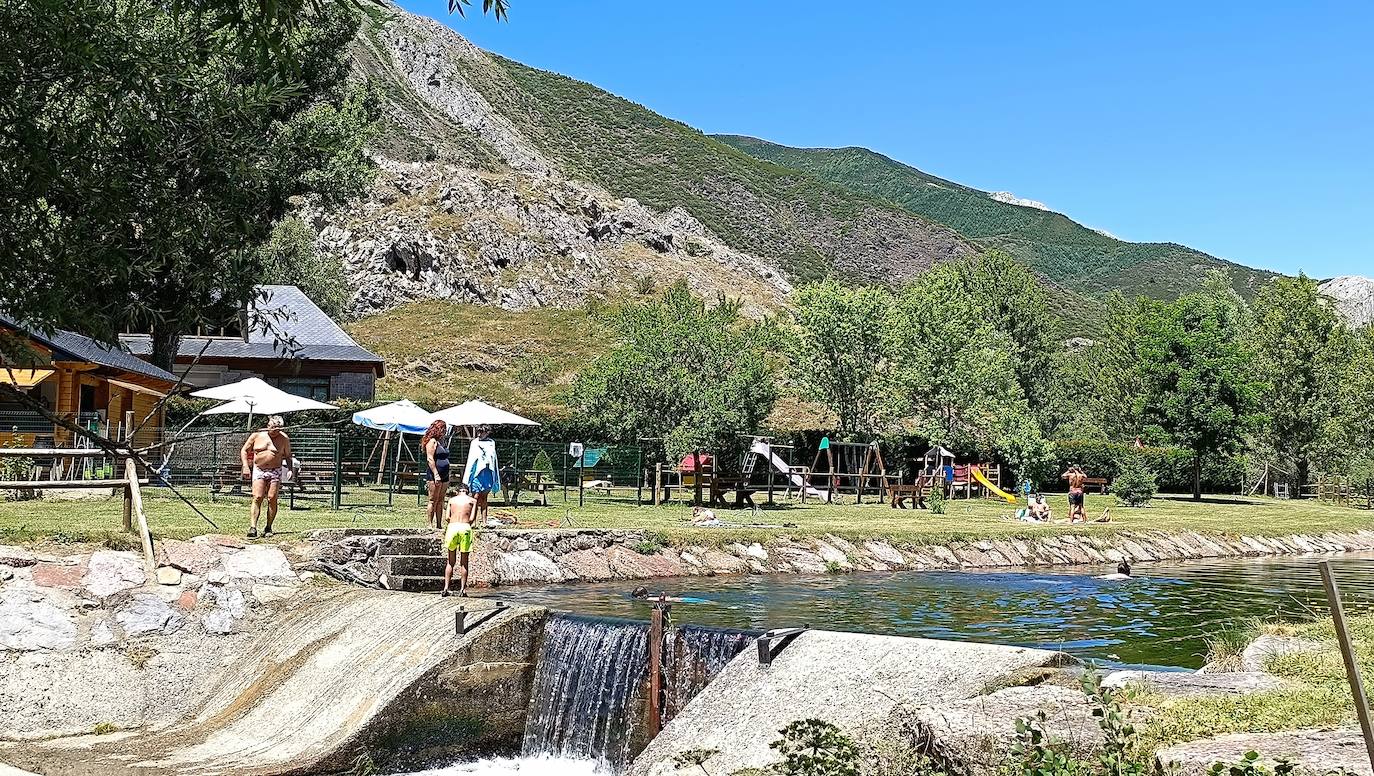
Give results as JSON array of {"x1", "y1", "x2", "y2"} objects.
[
  {"x1": 1050, "y1": 439, "x2": 1242, "y2": 494},
  {"x1": 530, "y1": 449, "x2": 554, "y2": 476},
  {"x1": 1112, "y1": 455, "x2": 1158, "y2": 507},
  {"x1": 770, "y1": 719, "x2": 859, "y2": 776},
  {"x1": 512, "y1": 353, "x2": 555, "y2": 387},
  {"x1": 929, "y1": 486, "x2": 947, "y2": 515}
]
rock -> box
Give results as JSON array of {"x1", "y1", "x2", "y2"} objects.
[
  {"x1": 492, "y1": 550, "x2": 563, "y2": 584},
  {"x1": 813, "y1": 542, "x2": 851, "y2": 569},
  {"x1": 205, "y1": 570, "x2": 231, "y2": 586},
  {"x1": 176, "y1": 590, "x2": 198, "y2": 611},
  {"x1": 1156, "y1": 729, "x2": 1373, "y2": 775},
  {"x1": 1239, "y1": 635, "x2": 1321, "y2": 672},
  {"x1": 0, "y1": 591, "x2": 78, "y2": 651},
  {"x1": 250, "y1": 584, "x2": 298, "y2": 605},
  {"x1": 90, "y1": 616, "x2": 119, "y2": 647},
  {"x1": 203, "y1": 608, "x2": 236, "y2": 635},
  {"x1": 738, "y1": 543, "x2": 768, "y2": 561},
  {"x1": 1103, "y1": 670, "x2": 1288, "y2": 697},
  {"x1": 200, "y1": 584, "x2": 246, "y2": 619},
  {"x1": 156, "y1": 567, "x2": 183, "y2": 586},
  {"x1": 82, "y1": 551, "x2": 146, "y2": 598},
  {"x1": 194, "y1": 534, "x2": 247, "y2": 550},
  {"x1": 864, "y1": 541, "x2": 906, "y2": 567},
  {"x1": 32, "y1": 561, "x2": 86, "y2": 591},
  {"x1": 911, "y1": 685, "x2": 1099, "y2": 774},
  {"x1": 156, "y1": 539, "x2": 222, "y2": 576},
  {"x1": 115, "y1": 594, "x2": 185, "y2": 637},
  {"x1": 0, "y1": 567, "x2": 12, "y2": 582},
  {"x1": 223, "y1": 545, "x2": 295, "y2": 583},
  {"x1": 606, "y1": 547, "x2": 687, "y2": 579},
  {"x1": 556, "y1": 549, "x2": 614, "y2": 581},
  {"x1": 0, "y1": 545, "x2": 37, "y2": 567},
  {"x1": 629, "y1": 631, "x2": 1074, "y2": 776}
]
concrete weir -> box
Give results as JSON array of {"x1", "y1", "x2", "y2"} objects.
[
  {"x1": 3, "y1": 589, "x2": 546, "y2": 776},
  {"x1": 629, "y1": 629, "x2": 1076, "y2": 776}
]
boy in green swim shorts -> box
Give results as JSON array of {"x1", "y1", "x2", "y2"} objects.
[{"x1": 442, "y1": 485, "x2": 478, "y2": 597}]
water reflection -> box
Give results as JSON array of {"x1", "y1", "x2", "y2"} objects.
[{"x1": 493, "y1": 553, "x2": 1374, "y2": 669}]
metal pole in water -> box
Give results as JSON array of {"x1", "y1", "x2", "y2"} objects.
[{"x1": 1320, "y1": 561, "x2": 1374, "y2": 771}]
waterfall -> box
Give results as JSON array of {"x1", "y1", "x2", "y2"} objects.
[
  {"x1": 521, "y1": 615, "x2": 649, "y2": 773},
  {"x1": 662, "y1": 624, "x2": 758, "y2": 725}
]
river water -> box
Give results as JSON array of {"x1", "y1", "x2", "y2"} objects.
[{"x1": 497, "y1": 552, "x2": 1374, "y2": 670}]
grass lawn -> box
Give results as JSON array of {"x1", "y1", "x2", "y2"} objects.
[{"x1": 0, "y1": 486, "x2": 1369, "y2": 552}]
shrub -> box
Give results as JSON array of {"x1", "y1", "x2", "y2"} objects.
[
  {"x1": 770, "y1": 719, "x2": 860, "y2": 776},
  {"x1": 0, "y1": 435, "x2": 34, "y2": 501},
  {"x1": 530, "y1": 449, "x2": 554, "y2": 476},
  {"x1": 929, "y1": 486, "x2": 947, "y2": 515},
  {"x1": 1112, "y1": 454, "x2": 1158, "y2": 507},
  {"x1": 512, "y1": 353, "x2": 556, "y2": 387}
]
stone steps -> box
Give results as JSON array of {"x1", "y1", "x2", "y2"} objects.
[
  {"x1": 378, "y1": 573, "x2": 446, "y2": 592},
  {"x1": 377, "y1": 536, "x2": 442, "y2": 556},
  {"x1": 379, "y1": 554, "x2": 447, "y2": 577}
]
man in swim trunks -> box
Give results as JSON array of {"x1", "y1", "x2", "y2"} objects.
[
  {"x1": 241, "y1": 415, "x2": 291, "y2": 539},
  {"x1": 442, "y1": 485, "x2": 478, "y2": 597},
  {"x1": 1061, "y1": 464, "x2": 1087, "y2": 523}
]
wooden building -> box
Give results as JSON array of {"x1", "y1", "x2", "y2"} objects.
[{"x1": 0, "y1": 317, "x2": 178, "y2": 448}]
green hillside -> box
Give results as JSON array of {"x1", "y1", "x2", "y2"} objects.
[
  {"x1": 715, "y1": 135, "x2": 1277, "y2": 301},
  {"x1": 442, "y1": 52, "x2": 975, "y2": 283}
]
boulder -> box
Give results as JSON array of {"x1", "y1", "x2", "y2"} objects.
[
  {"x1": 200, "y1": 584, "x2": 247, "y2": 619},
  {"x1": 606, "y1": 547, "x2": 686, "y2": 578},
  {"x1": 32, "y1": 561, "x2": 86, "y2": 591},
  {"x1": 864, "y1": 541, "x2": 906, "y2": 567},
  {"x1": 911, "y1": 685, "x2": 1099, "y2": 774},
  {"x1": 0, "y1": 545, "x2": 37, "y2": 567},
  {"x1": 492, "y1": 550, "x2": 563, "y2": 584},
  {"x1": 156, "y1": 539, "x2": 222, "y2": 576},
  {"x1": 116, "y1": 594, "x2": 185, "y2": 637},
  {"x1": 1103, "y1": 670, "x2": 1288, "y2": 697},
  {"x1": 630, "y1": 631, "x2": 1074, "y2": 776},
  {"x1": 223, "y1": 545, "x2": 295, "y2": 584},
  {"x1": 90, "y1": 615, "x2": 119, "y2": 647},
  {"x1": 1156, "y1": 729, "x2": 1372, "y2": 775},
  {"x1": 1240, "y1": 635, "x2": 1321, "y2": 672},
  {"x1": 556, "y1": 548, "x2": 614, "y2": 581},
  {"x1": 0, "y1": 591, "x2": 78, "y2": 651},
  {"x1": 250, "y1": 584, "x2": 298, "y2": 605},
  {"x1": 203, "y1": 608, "x2": 236, "y2": 635},
  {"x1": 82, "y1": 551, "x2": 146, "y2": 598},
  {"x1": 156, "y1": 567, "x2": 183, "y2": 586},
  {"x1": 193, "y1": 534, "x2": 247, "y2": 550}
]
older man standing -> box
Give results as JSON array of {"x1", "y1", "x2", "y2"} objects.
[{"x1": 241, "y1": 415, "x2": 292, "y2": 538}]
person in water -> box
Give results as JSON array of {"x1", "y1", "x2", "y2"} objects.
[
  {"x1": 240, "y1": 415, "x2": 291, "y2": 538},
  {"x1": 1097, "y1": 560, "x2": 1133, "y2": 580},
  {"x1": 630, "y1": 586, "x2": 710, "y2": 604},
  {"x1": 1061, "y1": 463, "x2": 1088, "y2": 523},
  {"x1": 442, "y1": 485, "x2": 478, "y2": 597},
  {"x1": 421, "y1": 420, "x2": 449, "y2": 529}
]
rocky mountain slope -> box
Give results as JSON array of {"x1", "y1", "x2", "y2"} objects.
[
  {"x1": 713, "y1": 136, "x2": 1278, "y2": 301},
  {"x1": 1318, "y1": 275, "x2": 1374, "y2": 327}
]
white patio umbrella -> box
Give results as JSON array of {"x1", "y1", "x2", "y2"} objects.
[
  {"x1": 191, "y1": 377, "x2": 334, "y2": 427},
  {"x1": 431, "y1": 399, "x2": 540, "y2": 432},
  {"x1": 351, "y1": 399, "x2": 434, "y2": 435}
]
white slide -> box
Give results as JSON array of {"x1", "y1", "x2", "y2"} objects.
[{"x1": 750, "y1": 440, "x2": 827, "y2": 498}]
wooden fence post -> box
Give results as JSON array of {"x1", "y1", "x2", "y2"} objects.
[
  {"x1": 1320, "y1": 561, "x2": 1374, "y2": 772},
  {"x1": 125, "y1": 458, "x2": 156, "y2": 575},
  {"x1": 653, "y1": 463, "x2": 663, "y2": 506},
  {"x1": 648, "y1": 602, "x2": 669, "y2": 738}
]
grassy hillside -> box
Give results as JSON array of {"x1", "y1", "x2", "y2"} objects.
[
  {"x1": 440, "y1": 52, "x2": 975, "y2": 284},
  {"x1": 716, "y1": 136, "x2": 1278, "y2": 301},
  {"x1": 346, "y1": 302, "x2": 606, "y2": 418}
]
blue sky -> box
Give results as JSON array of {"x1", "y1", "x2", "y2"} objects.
[{"x1": 404, "y1": 0, "x2": 1373, "y2": 278}]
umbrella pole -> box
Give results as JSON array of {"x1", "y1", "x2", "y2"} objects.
[{"x1": 375, "y1": 430, "x2": 391, "y2": 486}]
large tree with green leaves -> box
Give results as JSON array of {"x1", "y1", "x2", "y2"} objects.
[
  {"x1": 1250, "y1": 274, "x2": 1352, "y2": 493},
  {"x1": 789, "y1": 281, "x2": 896, "y2": 436},
  {"x1": 1133, "y1": 275, "x2": 1262, "y2": 499},
  {"x1": 572, "y1": 282, "x2": 778, "y2": 463}
]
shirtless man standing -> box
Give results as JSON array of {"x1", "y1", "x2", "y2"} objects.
[
  {"x1": 241, "y1": 415, "x2": 291, "y2": 538},
  {"x1": 442, "y1": 485, "x2": 479, "y2": 597},
  {"x1": 1061, "y1": 464, "x2": 1087, "y2": 523}
]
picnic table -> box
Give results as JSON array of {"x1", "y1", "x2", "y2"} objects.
[{"x1": 709, "y1": 475, "x2": 757, "y2": 509}]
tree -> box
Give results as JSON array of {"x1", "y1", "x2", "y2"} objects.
[
  {"x1": 1251, "y1": 275, "x2": 1352, "y2": 494},
  {"x1": 571, "y1": 282, "x2": 778, "y2": 463},
  {"x1": 1133, "y1": 276, "x2": 1262, "y2": 499},
  {"x1": 789, "y1": 281, "x2": 896, "y2": 436},
  {"x1": 0, "y1": 0, "x2": 378, "y2": 370},
  {"x1": 260, "y1": 217, "x2": 353, "y2": 320}
]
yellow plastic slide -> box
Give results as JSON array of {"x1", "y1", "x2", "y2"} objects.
[{"x1": 971, "y1": 466, "x2": 1017, "y2": 503}]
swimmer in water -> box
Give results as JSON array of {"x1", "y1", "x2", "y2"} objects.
[
  {"x1": 1096, "y1": 560, "x2": 1133, "y2": 581},
  {"x1": 630, "y1": 586, "x2": 710, "y2": 604}
]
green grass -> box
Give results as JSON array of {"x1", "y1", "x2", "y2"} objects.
[
  {"x1": 345, "y1": 301, "x2": 604, "y2": 417},
  {"x1": 1, "y1": 491, "x2": 1368, "y2": 552},
  {"x1": 1135, "y1": 613, "x2": 1374, "y2": 752}
]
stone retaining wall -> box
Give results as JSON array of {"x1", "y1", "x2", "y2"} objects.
[{"x1": 306, "y1": 527, "x2": 1374, "y2": 588}]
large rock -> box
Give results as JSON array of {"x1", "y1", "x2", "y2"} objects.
[
  {"x1": 0, "y1": 591, "x2": 78, "y2": 651},
  {"x1": 492, "y1": 550, "x2": 563, "y2": 584},
  {"x1": 0, "y1": 546, "x2": 37, "y2": 567},
  {"x1": 32, "y1": 560, "x2": 86, "y2": 591},
  {"x1": 629, "y1": 631, "x2": 1074, "y2": 776},
  {"x1": 1103, "y1": 670, "x2": 1288, "y2": 697},
  {"x1": 156, "y1": 539, "x2": 222, "y2": 576},
  {"x1": 910, "y1": 685, "x2": 1099, "y2": 774},
  {"x1": 1157, "y1": 729, "x2": 1373, "y2": 775},
  {"x1": 1239, "y1": 635, "x2": 1321, "y2": 672},
  {"x1": 223, "y1": 545, "x2": 295, "y2": 584},
  {"x1": 82, "y1": 551, "x2": 146, "y2": 598},
  {"x1": 116, "y1": 593, "x2": 186, "y2": 637}
]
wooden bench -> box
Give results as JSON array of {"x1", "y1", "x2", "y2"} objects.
[
  {"x1": 888, "y1": 483, "x2": 927, "y2": 509},
  {"x1": 1083, "y1": 477, "x2": 1110, "y2": 494}
]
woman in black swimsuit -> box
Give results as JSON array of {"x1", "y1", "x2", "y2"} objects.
[{"x1": 421, "y1": 420, "x2": 450, "y2": 529}]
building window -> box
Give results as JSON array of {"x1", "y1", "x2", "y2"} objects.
[{"x1": 278, "y1": 377, "x2": 330, "y2": 402}]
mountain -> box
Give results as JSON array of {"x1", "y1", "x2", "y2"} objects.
[
  {"x1": 712, "y1": 136, "x2": 1278, "y2": 301},
  {"x1": 1319, "y1": 276, "x2": 1374, "y2": 328}
]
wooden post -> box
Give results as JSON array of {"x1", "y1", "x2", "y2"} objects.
[
  {"x1": 122, "y1": 483, "x2": 133, "y2": 533},
  {"x1": 653, "y1": 463, "x2": 663, "y2": 506},
  {"x1": 648, "y1": 602, "x2": 669, "y2": 737},
  {"x1": 693, "y1": 449, "x2": 703, "y2": 507},
  {"x1": 376, "y1": 430, "x2": 391, "y2": 485},
  {"x1": 1320, "y1": 561, "x2": 1374, "y2": 772},
  {"x1": 125, "y1": 458, "x2": 156, "y2": 576}
]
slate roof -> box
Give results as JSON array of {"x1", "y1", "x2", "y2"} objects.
[
  {"x1": 0, "y1": 315, "x2": 179, "y2": 384},
  {"x1": 120, "y1": 285, "x2": 383, "y2": 373}
]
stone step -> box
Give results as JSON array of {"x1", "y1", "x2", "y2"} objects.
[
  {"x1": 378, "y1": 573, "x2": 446, "y2": 593},
  {"x1": 379, "y1": 554, "x2": 447, "y2": 577},
  {"x1": 377, "y1": 536, "x2": 441, "y2": 556}
]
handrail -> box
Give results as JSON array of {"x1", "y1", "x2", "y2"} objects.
[
  {"x1": 454, "y1": 601, "x2": 508, "y2": 636},
  {"x1": 0, "y1": 448, "x2": 133, "y2": 457},
  {"x1": 756, "y1": 626, "x2": 808, "y2": 666}
]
